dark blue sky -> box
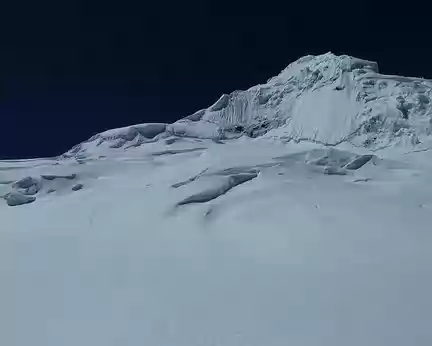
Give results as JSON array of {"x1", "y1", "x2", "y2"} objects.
[{"x1": 1, "y1": 1, "x2": 431, "y2": 158}]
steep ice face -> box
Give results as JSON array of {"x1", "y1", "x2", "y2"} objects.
[
  {"x1": 349, "y1": 74, "x2": 432, "y2": 148},
  {"x1": 170, "y1": 53, "x2": 382, "y2": 143},
  {"x1": 64, "y1": 52, "x2": 432, "y2": 158}
]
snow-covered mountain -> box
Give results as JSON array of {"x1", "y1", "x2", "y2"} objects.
[
  {"x1": 64, "y1": 52, "x2": 432, "y2": 160},
  {"x1": 3, "y1": 53, "x2": 432, "y2": 346}
]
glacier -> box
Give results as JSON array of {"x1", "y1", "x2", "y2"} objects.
[{"x1": 2, "y1": 53, "x2": 432, "y2": 346}]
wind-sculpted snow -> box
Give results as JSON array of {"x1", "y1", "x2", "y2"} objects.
[
  {"x1": 41, "y1": 174, "x2": 76, "y2": 180},
  {"x1": 4, "y1": 191, "x2": 36, "y2": 206},
  {"x1": 344, "y1": 154, "x2": 374, "y2": 170},
  {"x1": 0, "y1": 165, "x2": 87, "y2": 206},
  {"x1": 273, "y1": 148, "x2": 376, "y2": 172},
  {"x1": 176, "y1": 172, "x2": 258, "y2": 205},
  {"x1": 62, "y1": 123, "x2": 167, "y2": 158},
  {"x1": 63, "y1": 53, "x2": 432, "y2": 160},
  {"x1": 151, "y1": 147, "x2": 207, "y2": 156},
  {"x1": 12, "y1": 176, "x2": 41, "y2": 195}
]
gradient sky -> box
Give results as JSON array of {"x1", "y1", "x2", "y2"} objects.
[{"x1": 1, "y1": 1, "x2": 431, "y2": 158}]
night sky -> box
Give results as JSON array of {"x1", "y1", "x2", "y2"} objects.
[{"x1": 1, "y1": 1, "x2": 431, "y2": 158}]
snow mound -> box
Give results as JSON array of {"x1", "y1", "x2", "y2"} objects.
[
  {"x1": 1, "y1": 171, "x2": 85, "y2": 206},
  {"x1": 4, "y1": 191, "x2": 36, "y2": 206},
  {"x1": 64, "y1": 53, "x2": 432, "y2": 158}
]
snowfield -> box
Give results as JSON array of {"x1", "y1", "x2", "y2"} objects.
[{"x1": 2, "y1": 53, "x2": 432, "y2": 346}]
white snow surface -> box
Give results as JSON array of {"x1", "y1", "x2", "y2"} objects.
[{"x1": 3, "y1": 53, "x2": 432, "y2": 345}]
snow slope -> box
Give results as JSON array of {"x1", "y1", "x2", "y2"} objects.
[{"x1": 3, "y1": 53, "x2": 432, "y2": 346}]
